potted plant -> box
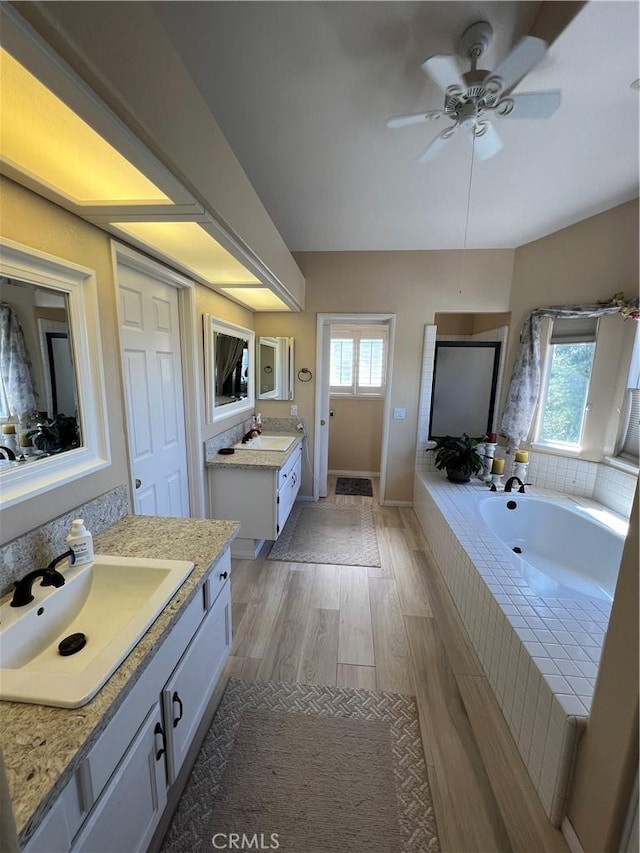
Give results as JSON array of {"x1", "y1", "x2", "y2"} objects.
[
  {"x1": 433, "y1": 433, "x2": 483, "y2": 483},
  {"x1": 27, "y1": 414, "x2": 80, "y2": 454}
]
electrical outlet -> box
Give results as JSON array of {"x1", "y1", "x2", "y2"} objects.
[
  {"x1": 290, "y1": 404, "x2": 298, "y2": 416},
  {"x1": 393, "y1": 408, "x2": 406, "y2": 420}
]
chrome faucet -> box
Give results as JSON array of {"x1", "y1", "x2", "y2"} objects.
[
  {"x1": 504, "y1": 476, "x2": 527, "y2": 493},
  {"x1": 0, "y1": 445, "x2": 16, "y2": 461},
  {"x1": 10, "y1": 550, "x2": 72, "y2": 607}
]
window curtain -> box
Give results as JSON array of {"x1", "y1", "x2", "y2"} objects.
[
  {"x1": 215, "y1": 335, "x2": 245, "y2": 395},
  {"x1": 0, "y1": 303, "x2": 37, "y2": 419},
  {"x1": 500, "y1": 293, "x2": 639, "y2": 449}
]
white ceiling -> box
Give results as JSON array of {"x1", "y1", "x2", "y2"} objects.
[{"x1": 155, "y1": 1, "x2": 639, "y2": 251}]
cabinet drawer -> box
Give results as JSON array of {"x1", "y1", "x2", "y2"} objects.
[
  {"x1": 278, "y1": 443, "x2": 302, "y2": 490},
  {"x1": 204, "y1": 549, "x2": 231, "y2": 610},
  {"x1": 162, "y1": 580, "x2": 231, "y2": 784}
]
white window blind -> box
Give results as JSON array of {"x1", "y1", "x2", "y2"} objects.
[
  {"x1": 550, "y1": 317, "x2": 598, "y2": 344},
  {"x1": 330, "y1": 325, "x2": 387, "y2": 396}
]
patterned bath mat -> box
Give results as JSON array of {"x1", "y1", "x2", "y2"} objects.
[
  {"x1": 335, "y1": 476, "x2": 374, "y2": 497},
  {"x1": 267, "y1": 501, "x2": 381, "y2": 566},
  {"x1": 161, "y1": 678, "x2": 440, "y2": 853}
]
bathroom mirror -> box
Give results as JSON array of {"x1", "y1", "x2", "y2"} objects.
[
  {"x1": 257, "y1": 336, "x2": 294, "y2": 400},
  {"x1": 429, "y1": 341, "x2": 501, "y2": 439},
  {"x1": 204, "y1": 316, "x2": 255, "y2": 423},
  {"x1": 0, "y1": 238, "x2": 110, "y2": 510}
]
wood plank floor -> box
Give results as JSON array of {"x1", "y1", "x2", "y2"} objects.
[{"x1": 221, "y1": 476, "x2": 568, "y2": 853}]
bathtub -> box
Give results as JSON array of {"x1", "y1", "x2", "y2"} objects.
[
  {"x1": 412, "y1": 471, "x2": 628, "y2": 825},
  {"x1": 476, "y1": 495, "x2": 624, "y2": 602}
]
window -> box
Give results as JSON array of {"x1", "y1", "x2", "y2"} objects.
[
  {"x1": 536, "y1": 317, "x2": 597, "y2": 447},
  {"x1": 330, "y1": 324, "x2": 387, "y2": 397},
  {"x1": 617, "y1": 323, "x2": 640, "y2": 464}
]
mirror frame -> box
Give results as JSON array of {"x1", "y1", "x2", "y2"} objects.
[
  {"x1": 0, "y1": 238, "x2": 110, "y2": 510},
  {"x1": 257, "y1": 336, "x2": 294, "y2": 401},
  {"x1": 204, "y1": 315, "x2": 255, "y2": 423}
]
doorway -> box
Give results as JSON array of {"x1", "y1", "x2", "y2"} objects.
[
  {"x1": 112, "y1": 243, "x2": 204, "y2": 517},
  {"x1": 314, "y1": 313, "x2": 396, "y2": 502}
]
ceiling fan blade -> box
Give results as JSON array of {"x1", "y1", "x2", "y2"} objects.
[
  {"x1": 498, "y1": 90, "x2": 561, "y2": 119},
  {"x1": 418, "y1": 125, "x2": 458, "y2": 162},
  {"x1": 473, "y1": 121, "x2": 503, "y2": 161},
  {"x1": 421, "y1": 54, "x2": 465, "y2": 93},
  {"x1": 487, "y1": 36, "x2": 548, "y2": 94},
  {"x1": 386, "y1": 110, "x2": 443, "y2": 129}
]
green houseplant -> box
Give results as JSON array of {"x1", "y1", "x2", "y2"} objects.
[{"x1": 433, "y1": 433, "x2": 483, "y2": 483}]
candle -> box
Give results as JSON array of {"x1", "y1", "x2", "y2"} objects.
[
  {"x1": 492, "y1": 458, "x2": 505, "y2": 475},
  {"x1": 1, "y1": 424, "x2": 16, "y2": 434},
  {"x1": 515, "y1": 450, "x2": 529, "y2": 463},
  {"x1": 18, "y1": 432, "x2": 33, "y2": 447},
  {"x1": 486, "y1": 432, "x2": 497, "y2": 443}
]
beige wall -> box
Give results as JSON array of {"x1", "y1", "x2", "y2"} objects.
[
  {"x1": 0, "y1": 178, "x2": 255, "y2": 543},
  {"x1": 261, "y1": 250, "x2": 514, "y2": 502},
  {"x1": 505, "y1": 200, "x2": 639, "y2": 459},
  {"x1": 328, "y1": 398, "x2": 384, "y2": 474},
  {"x1": 568, "y1": 486, "x2": 639, "y2": 852},
  {"x1": 434, "y1": 312, "x2": 512, "y2": 337}
]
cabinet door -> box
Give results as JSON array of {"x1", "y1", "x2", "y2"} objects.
[
  {"x1": 277, "y1": 452, "x2": 302, "y2": 535},
  {"x1": 71, "y1": 705, "x2": 167, "y2": 853},
  {"x1": 163, "y1": 581, "x2": 231, "y2": 784}
]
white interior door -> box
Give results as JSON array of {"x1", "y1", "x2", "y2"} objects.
[{"x1": 118, "y1": 265, "x2": 190, "y2": 517}]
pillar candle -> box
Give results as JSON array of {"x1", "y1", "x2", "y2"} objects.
[
  {"x1": 515, "y1": 450, "x2": 529, "y2": 463},
  {"x1": 492, "y1": 457, "x2": 505, "y2": 475},
  {"x1": 486, "y1": 432, "x2": 497, "y2": 443},
  {"x1": 1, "y1": 424, "x2": 16, "y2": 434}
]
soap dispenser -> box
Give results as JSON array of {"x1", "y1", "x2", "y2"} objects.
[{"x1": 66, "y1": 519, "x2": 94, "y2": 566}]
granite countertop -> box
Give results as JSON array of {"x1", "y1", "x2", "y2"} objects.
[
  {"x1": 0, "y1": 515, "x2": 239, "y2": 840},
  {"x1": 206, "y1": 433, "x2": 302, "y2": 470}
]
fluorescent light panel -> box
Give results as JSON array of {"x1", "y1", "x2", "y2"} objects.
[
  {"x1": 220, "y1": 287, "x2": 290, "y2": 311},
  {"x1": 115, "y1": 221, "x2": 260, "y2": 285},
  {"x1": 0, "y1": 49, "x2": 169, "y2": 204}
]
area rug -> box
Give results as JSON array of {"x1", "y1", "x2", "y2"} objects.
[
  {"x1": 335, "y1": 476, "x2": 373, "y2": 497},
  {"x1": 161, "y1": 678, "x2": 440, "y2": 853},
  {"x1": 267, "y1": 501, "x2": 381, "y2": 567}
]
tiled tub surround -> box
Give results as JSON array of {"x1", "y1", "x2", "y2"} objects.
[
  {"x1": 0, "y1": 514, "x2": 239, "y2": 845},
  {"x1": 413, "y1": 472, "x2": 627, "y2": 826},
  {"x1": 0, "y1": 485, "x2": 130, "y2": 595}
]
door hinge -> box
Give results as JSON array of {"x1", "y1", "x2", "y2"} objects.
[{"x1": 277, "y1": 495, "x2": 280, "y2": 504}]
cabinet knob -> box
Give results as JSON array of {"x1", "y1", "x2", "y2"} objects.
[
  {"x1": 172, "y1": 691, "x2": 184, "y2": 728},
  {"x1": 219, "y1": 571, "x2": 228, "y2": 581},
  {"x1": 154, "y1": 721, "x2": 166, "y2": 761}
]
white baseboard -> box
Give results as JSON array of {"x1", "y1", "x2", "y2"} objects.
[
  {"x1": 328, "y1": 470, "x2": 380, "y2": 478},
  {"x1": 231, "y1": 537, "x2": 266, "y2": 560},
  {"x1": 561, "y1": 818, "x2": 585, "y2": 853},
  {"x1": 381, "y1": 500, "x2": 413, "y2": 507}
]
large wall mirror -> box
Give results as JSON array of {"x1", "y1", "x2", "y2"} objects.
[
  {"x1": 0, "y1": 238, "x2": 110, "y2": 510},
  {"x1": 257, "y1": 336, "x2": 294, "y2": 400},
  {"x1": 429, "y1": 341, "x2": 501, "y2": 438},
  {"x1": 204, "y1": 316, "x2": 255, "y2": 423}
]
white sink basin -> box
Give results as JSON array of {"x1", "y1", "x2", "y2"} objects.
[
  {"x1": 234, "y1": 435, "x2": 295, "y2": 451},
  {"x1": 0, "y1": 555, "x2": 194, "y2": 708}
]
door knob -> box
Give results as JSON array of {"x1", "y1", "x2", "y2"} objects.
[{"x1": 135, "y1": 478, "x2": 142, "y2": 489}]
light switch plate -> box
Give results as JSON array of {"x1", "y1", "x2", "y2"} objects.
[
  {"x1": 393, "y1": 408, "x2": 406, "y2": 420},
  {"x1": 290, "y1": 404, "x2": 298, "y2": 416}
]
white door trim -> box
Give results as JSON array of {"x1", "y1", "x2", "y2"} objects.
[
  {"x1": 110, "y1": 242, "x2": 205, "y2": 517},
  {"x1": 314, "y1": 313, "x2": 396, "y2": 504}
]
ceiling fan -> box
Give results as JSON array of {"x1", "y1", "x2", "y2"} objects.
[{"x1": 387, "y1": 21, "x2": 561, "y2": 162}]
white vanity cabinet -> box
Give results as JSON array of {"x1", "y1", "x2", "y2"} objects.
[
  {"x1": 22, "y1": 553, "x2": 232, "y2": 853},
  {"x1": 208, "y1": 442, "x2": 302, "y2": 557}
]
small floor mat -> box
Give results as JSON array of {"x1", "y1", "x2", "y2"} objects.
[{"x1": 335, "y1": 477, "x2": 373, "y2": 496}]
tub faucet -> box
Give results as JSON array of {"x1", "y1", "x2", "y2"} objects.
[{"x1": 504, "y1": 476, "x2": 527, "y2": 493}]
